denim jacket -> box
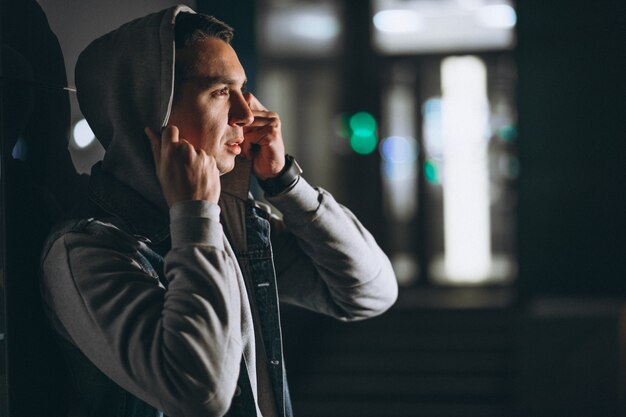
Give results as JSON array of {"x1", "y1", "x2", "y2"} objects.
[{"x1": 40, "y1": 161, "x2": 397, "y2": 417}]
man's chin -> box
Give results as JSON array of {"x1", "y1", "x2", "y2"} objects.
[
  {"x1": 218, "y1": 167, "x2": 234, "y2": 176},
  {"x1": 217, "y1": 158, "x2": 237, "y2": 176}
]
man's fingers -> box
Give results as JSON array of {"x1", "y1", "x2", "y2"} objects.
[
  {"x1": 246, "y1": 111, "x2": 280, "y2": 130},
  {"x1": 146, "y1": 125, "x2": 187, "y2": 168},
  {"x1": 245, "y1": 92, "x2": 268, "y2": 111},
  {"x1": 240, "y1": 140, "x2": 254, "y2": 160},
  {"x1": 160, "y1": 125, "x2": 180, "y2": 150},
  {"x1": 248, "y1": 113, "x2": 276, "y2": 123},
  {"x1": 243, "y1": 128, "x2": 270, "y2": 145}
]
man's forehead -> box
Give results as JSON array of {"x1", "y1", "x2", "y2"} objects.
[{"x1": 179, "y1": 38, "x2": 246, "y2": 83}]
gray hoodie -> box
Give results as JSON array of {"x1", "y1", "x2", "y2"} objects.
[
  {"x1": 75, "y1": 5, "x2": 184, "y2": 213},
  {"x1": 41, "y1": 4, "x2": 397, "y2": 417}
]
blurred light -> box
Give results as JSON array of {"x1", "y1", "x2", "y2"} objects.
[
  {"x1": 350, "y1": 132, "x2": 378, "y2": 155},
  {"x1": 349, "y1": 112, "x2": 377, "y2": 136},
  {"x1": 373, "y1": 10, "x2": 425, "y2": 34},
  {"x1": 422, "y1": 97, "x2": 444, "y2": 158},
  {"x1": 423, "y1": 97, "x2": 442, "y2": 117},
  {"x1": 441, "y1": 56, "x2": 491, "y2": 283},
  {"x1": 72, "y1": 119, "x2": 96, "y2": 149},
  {"x1": 348, "y1": 112, "x2": 378, "y2": 155},
  {"x1": 381, "y1": 137, "x2": 418, "y2": 181},
  {"x1": 290, "y1": 14, "x2": 340, "y2": 41},
  {"x1": 380, "y1": 136, "x2": 417, "y2": 163},
  {"x1": 498, "y1": 124, "x2": 518, "y2": 141},
  {"x1": 372, "y1": 0, "x2": 516, "y2": 54},
  {"x1": 476, "y1": 4, "x2": 517, "y2": 29},
  {"x1": 263, "y1": 4, "x2": 341, "y2": 56},
  {"x1": 384, "y1": 162, "x2": 414, "y2": 181},
  {"x1": 381, "y1": 78, "x2": 419, "y2": 223},
  {"x1": 11, "y1": 137, "x2": 28, "y2": 161},
  {"x1": 424, "y1": 159, "x2": 439, "y2": 184},
  {"x1": 456, "y1": 0, "x2": 484, "y2": 10},
  {"x1": 498, "y1": 155, "x2": 520, "y2": 179}
]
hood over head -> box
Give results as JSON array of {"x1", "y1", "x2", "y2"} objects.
[{"x1": 75, "y1": 5, "x2": 194, "y2": 212}]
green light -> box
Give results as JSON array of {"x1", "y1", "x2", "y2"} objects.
[
  {"x1": 498, "y1": 125, "x2": 518, "y2": 141},
  {"x1": 424, "y1": 160, "x2": 439, "y2": 184},
  {"x1": 349, "y1": 112, "x2": 377, "y2": 137},
  {"x1": 350, "y1": 132, "x2": 378, "y2": 155}
]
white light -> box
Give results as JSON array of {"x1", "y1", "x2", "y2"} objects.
[
  {"x1": 373, "y1": 1, "x2": 516, "y2": 53},
  {"x1": 455, "y1": 0, "x2": 485, "y2": 10},
  {"x1": 263, "y1": 5, "x2": 341, "y2": 55},
  {"x1": 290, "y1": 14, "x2": 340, "y2": 41},
  {"x1": 373, "y1": 10, "x2": 425, "y2": 34},
  {"x1": 380, "y1": 82, "x2": 418, "y2": 222},
  {"x1": 477, "y1": 4, "x2": 517, "y2": 29},
  {"x1": 441, "y1": 56, "x2": 491, "y2": 283},
  {"x1": 72, "y1": 118, "x2": 96, "y2": 149}
]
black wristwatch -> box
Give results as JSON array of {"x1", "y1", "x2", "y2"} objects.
[{"x1": 257, "y1": 155, "x2": 303, "y2": 196}]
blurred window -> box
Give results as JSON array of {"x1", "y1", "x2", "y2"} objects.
[{"x1": 259, "y1": 0, "x2": 518, "y2": 287}]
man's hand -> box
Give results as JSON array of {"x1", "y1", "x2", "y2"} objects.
[
  {"x1": 145, "y1": 126, "x2": 220, "y2": 206},
  {"x1": 241, "y1": 93, "x2": 286, "y2": 180}
]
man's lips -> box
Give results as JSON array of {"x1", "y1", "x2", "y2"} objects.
[{"x1": 226, "y1": 138, "x2": 243, "y2": 154}]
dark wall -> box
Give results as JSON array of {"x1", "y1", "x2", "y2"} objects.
[
  {"x1": 517, "y1": 2, "x2": 626, "y2": 415},
  {"x1": 517, "y1": 0, "x2": 626, "y2": 297},
  {"x1": 1, "y1": 1, "x2": 82, "y2": 415}
]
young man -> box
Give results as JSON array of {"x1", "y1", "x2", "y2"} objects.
[{"x1": 40, "y1": 5, "x2": 397, "y2": 417}]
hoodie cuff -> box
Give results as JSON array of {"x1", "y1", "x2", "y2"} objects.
[
  {"x1": 169, "y1": 200, "x2": 224, "y2": 250},
  {"x1": 265, "y1": 176, "x2": 321, "y2": 219}
]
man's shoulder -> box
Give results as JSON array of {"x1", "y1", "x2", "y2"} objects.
[{"x1": 42, "y1": 217, "x2": 140, "y2": 260}]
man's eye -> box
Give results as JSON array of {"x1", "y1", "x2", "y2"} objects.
[{"x1": 213, "y1": 87, "x2": 230, "y2": 97}]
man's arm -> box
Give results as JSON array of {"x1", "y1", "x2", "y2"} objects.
[
  {"x1": 43, "y1": 125, "x2": 241, "y2": 416},
  {"x1": 267, "y1": 177, "x2": 398, "y2": 321},
  {"x1": 242, "y1": 93, "x2": 398, "y2": 320},
  {"x1": 41, "y1": 201, "x2": 242, "y2": 417}
]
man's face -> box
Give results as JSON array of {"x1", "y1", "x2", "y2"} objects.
[{"x1": 168, "y1": 37, "x2": 253, "y2": 175}]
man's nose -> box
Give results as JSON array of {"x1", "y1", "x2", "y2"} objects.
[{"x1": 228, "y1": 93, "x2": 254, "y2": 127}]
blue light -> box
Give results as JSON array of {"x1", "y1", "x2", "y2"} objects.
[
  {"x1": 11, "y1": 137, "x2": 28, "y2": 161},
  {"x1": 380, "y1": 136, "x2": 418, "y2": 163},
  {"x1": 383, "y1": 161, "x2": 415, "y2": 181},
  {"x1": 422, "y1": 97, "x2": 441, "y2": 117},
  {"x1": 380, "y1": 136, "x2": 418, "y2": 181}
]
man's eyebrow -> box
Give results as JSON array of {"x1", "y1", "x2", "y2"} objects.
[{"x1": 199, "y1": 76, "x2": 247, "y2": 88}]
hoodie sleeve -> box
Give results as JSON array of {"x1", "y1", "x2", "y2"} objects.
[
  {"x1": 40, "y1": 201, "x2": 241, "y2": 417},
  {"x1": 266, "y1": 177, "x2": 398, "y2": 321}
]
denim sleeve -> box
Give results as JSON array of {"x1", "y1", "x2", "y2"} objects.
[
  {"x1": 266, "y1": 177, "x2": 398, "y2": 321},
  {"x1": 40, "y1": 203, "x2": 243, "y2": 417}
]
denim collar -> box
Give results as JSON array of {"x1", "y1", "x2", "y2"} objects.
[{"x1": 87, "y1": 158, "x2": 252, "y2": 244}]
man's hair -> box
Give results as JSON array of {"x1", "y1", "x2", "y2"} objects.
[
  {"x1": 173, "y1": 12, "x2": 234, "y2": 100},
  {"x1": 174, "y1": 12, "x2": 234, "y2": 49}
]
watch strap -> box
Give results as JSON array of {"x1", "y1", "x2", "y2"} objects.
[{"x1": 257, "y1": 155, "x2": 303, "y2": 196}]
